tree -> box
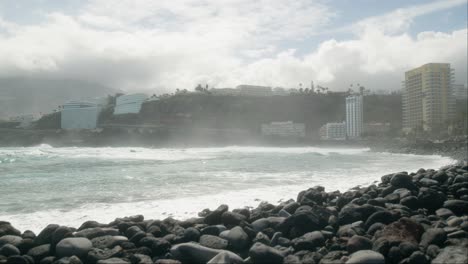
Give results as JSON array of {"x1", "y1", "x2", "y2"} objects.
[{"x1": 195, "y1": 84, "x2": 203, "y2": 92}]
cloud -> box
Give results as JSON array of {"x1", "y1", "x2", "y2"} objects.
[{"x1": 0, "y1": 0, "x2": 466, "y2": 93}]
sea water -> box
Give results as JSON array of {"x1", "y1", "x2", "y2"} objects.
[{"x1": 0, "y1": 144, "x2": 454, "y2": 232}]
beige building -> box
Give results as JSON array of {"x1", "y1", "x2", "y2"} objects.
[{"x1": 402, "y1": 63, "x2": 455, "y2": 132}]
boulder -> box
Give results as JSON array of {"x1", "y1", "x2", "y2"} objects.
[
  {"x1": 96, "y1": 258, "x2": 130, "y2": 264},
  {"x1": 391, "y1": 173, "x2": 416, "y2": 190},
  {"x1": 199, "y1": 235, "x2": 228, "y2": 250},
  {"x1": 442, "y1": 200, "x2": 468, "y2": 215},
  {"x1": 204, "y1": 205, "x2": 229, "y2": 225},
  {"x1": 418, "y1": 188, "x2": 446, "y2": 211},
  {"x1": 0, "y1": 235, "x2": 22, "y2": 247},
  {"x1": 419, "y1": 228, "x2": 446, "y2": 249},
  {"x1": 292, "y1": 231, "x2": 325, "y2": 251},
  {"x1": 346, "y1": 235, "x2": 372, "y2": 254},
  {"x1": 0, "y1": 222, "x2": 21, "y2": 237},
  {"x1": 74, "y1": 228, "x2": 119, "y2": 240},
  {"x1": 364, "y1": 210, "x2": 395, "y2": 229},
  {"x1": 55, "y1": 237, "x2": 92, "y2": 259},
  {"x1": 27, "y1": 244, "x2": 51, "y2": 261},
  {"x1": 87, "y1": 246, "x2": 123, "y2": 263},
  {"x1": 0, "y1": 244, "x2": 20, "y2": 256},
  {"x1": 376, "y1": 217, "x2": 424, "y2": 244},
  {"x1": 35, "y1": 224, "x2": 59, "y2": 245},
  {"x1": 408, "y1": 251, "x2": 429, "y2": 264},
  {"x1": 170, "y1": 242, "x2": 240, "y2": 263},
  {"x1": 207, "y1": 251, "x2": 243, "y2": 264},
  {"x1": 219, "y1": 226, "x2": 249, "y2": 250},
  {"x1": 345, "y1": 250, "x2": 385, "y2": 264},
  {"x1": 221, "y1": 211, "x2": 246, "y2": 226},
  {"x1": 5, "y1": 256, "x2": 29, "y2": 264},
  {"x1": 91, "y1": 236, "x2": 128, "y2": 249},
  {"x1": 248, "y1": 242, "x2": 284, "y2": 264},
  {"x1": 431, "y1": 245, "x2": 468, "y2": 264}
]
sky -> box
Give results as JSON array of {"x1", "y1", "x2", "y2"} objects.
[{"x1": 0, "y1": 0, "x2": 466, "y2": 93}]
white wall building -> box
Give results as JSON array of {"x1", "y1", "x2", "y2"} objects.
[
  {"x1": 320, "y1": 122, "x2": 346, "y2": 140},
  {"x1": 346, "y1": 95, "x2": 363, "y2": 138},
  {"x1": 61, "y1": 101, "x2": 101, "y2": 130},
  {"x1": 261, "y1": 121, "x2": 305, "y2": 137},
  {"x1": 114, "y1": 93, "x2": 147, "y2": 115},
  {"x1": 453, "y1": 84, "x2": 467, "y2": 99}
]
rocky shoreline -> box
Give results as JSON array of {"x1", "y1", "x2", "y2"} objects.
[{"x1": 1, "y1": 165, "x2": 468, "y2": 264}]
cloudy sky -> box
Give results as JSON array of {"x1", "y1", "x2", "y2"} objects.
[{"x1": 0, "y1": 0, "x2": 466, "y2": 93}]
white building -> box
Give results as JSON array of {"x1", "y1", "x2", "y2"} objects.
[
  {"x1": 320, "y1": 122, "x2": 346, "y2": 140},
  {"x1": 453, "y1": 84, "x2": 467, "y2": 99},
  {"x1": 61, "y1": 101, "x2": 101, "y2": 130},
  {"x1": 237, "y1": 85, "x2": 272, "y2": 96},
  {"x1": 346, "y1": 95, "x2": 363, "y2": 138},
  {"x1": 114, "y1": 93, "x2": 147, "y2": 115},
  {"x1": 261, "y1": 121, "x2": 305, "y2": 137}
]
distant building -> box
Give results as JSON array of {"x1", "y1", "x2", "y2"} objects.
[
  {"x1": 402, "y1": 63, "x2": 455, "y2": 132},
  {"x1": 261, "y1": 121, "x2": 305, "y2": 137},
  {"x1": 237, "y1": 85, "x2": 272, "y2": 96},
  {"x1": 320, "y1": 122, "x2": 346, "y2": 140},
  {"x1": 452, "y1": 84, "x2": 467, "y2": 99},
  {"x1": 346, "y1": 95, "x2": 363, "y2": 138},
  {"x1": 364, "y1": 122, "x2": 391, "y2": 136},
  {"x1": 273, "y1": 87, "x2": 288, "y2": 96},
  {"x1": 114, "y1": 93, "x2": 147, "y2": 115},
  {"x1": 210, "y1": 88, "x2": 240, "y2": 96},
  {"x1": 9, "y1": 114, "x2": 37, "y2": 128},
  {"x1": 61, "y1": 101, "x2": 101, "y2": 130}
]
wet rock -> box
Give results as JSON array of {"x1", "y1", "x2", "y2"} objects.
[
  {"x1": 219, "y1": 226, "x2": 249, "y2": 250},
  {"x1": 442, "y1": 200, "x2": 468, "y2": 215},
  {"x1": 292, "y1": 231, "x2": 325, "y2": 251},
  {"x1": 425, "y1": 244, "x2": 440, "y2": 259},
  {"x1": 435, "y1": 208, "x2": 454, "y2": 219},
  {"x1": 346, "y1": 235, "x2": 372, "y2": 254},
  {"x1": 74, "y1": 228, "x2": 119, "y2": 240},
  {"x1": 390, "y1": 173, "x2": 416, "y2": 190},
  {"x1": 201, "y1": 225, "x2": 227, "y2": 236},
  {"x1": 56, "y1": 237, "x2": 92, "y2": 259},
  {"x1": 5, "y1": 256, "x2": 29, "y2": 264},
  {"x1": 221, "y1": 211, "x2": 246, "y2": 226},
  {"x1": 91, "y1": 236, "x2": 128, "y2": 249},
  {"x1": 0, "y1": 222, "x2": 21, "y2": 237},
  {"x1": 376, "y1": 217, "x2": 424, "y2": 244},
  {"x1": 400, "y1": 196, "x2": 419, "y2": 209},
  {"x1": 96, "y1": 258, "x2": 130, "y2": 264},
  {"x1": 408, "y1": 251, "x2": 429, "y2": 264},
  {"x1": 207, "y1": 251, "x2": 243, "y2": 264},
  {"x1": 51, "y1": 226, "x2": 74, "y2": 247},
  {"x1": 345, "y1": 250, "x2": 385, "y2": 264},
  {"x1": 248, "y1": 242, "x2": 284, "y2": 264},
  {"x1": 398, "y1": 241, "x2": 418, "y2": 258},
  {"x1": 199, "y1": 235, "x2": 228, "y2": 250},
  {"x1": 431, "y1": 245, "x2": 468, "y2": 264},
  {"x1": 170, "y1": 242, "x2": 240, "y2": 263},
  {"x1": 364, "y1": 210, "x2": 395, "y2": 229},
  {"x1": 0, "y1": 244, "x2": 20, "y2": 256},
  {"x1": 338, "y1": 204, "x2": 375, "y2": 226},
  {"x1": 35, "y1": 224, "x2": 59, "y2": 246},
  {"x1": 0, "y1": 235, "x2": 22, "y2": 247},
  {"x1": 253, "y1": 232, "x2": 271, "y2": 246},
  {"x1": 87, "y1": 246, "x2": 123, "y2": 263},
  {"x1": 418, "y1": 188, "x2": 446, "y2": 211},
  {"x1": 204, "y1": 205, "x2": 229, "y2": 225},
  {"x1": 27, "y1": 244, "x2": 51, "y2": 262},
  {"x1": 419, "y1": 228, "x2": 446, "y2": 249}
]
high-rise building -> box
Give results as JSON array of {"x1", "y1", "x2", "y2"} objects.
[
  {"x1": 114, "y1": 93, "x2": 147, "y2": 115},
  {"x1": 452, "y1": 84, "x2": 467, "y2": 99},
  {"x1": 346, "y1": 95, "x2": 363, "y2": 138},
  {"x1": 402, "y1": 63, "x2": 455, "y2": 132},
  {"x1": 61, "y1": 101, "x2": 101, "y2": 130}
]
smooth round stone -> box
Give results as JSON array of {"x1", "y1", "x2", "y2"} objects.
[
  {"x1": 56, "y1": 237, "x2": 92, "y2": 258},
  {"x1": 345, "y1": 250, "x2": 385, "y2": 264}
]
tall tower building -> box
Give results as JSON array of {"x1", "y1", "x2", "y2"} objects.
[
  {"x1": 346, "y1": 95, "x2": 363, "y2": 138},
  {"x1": 402, "y1": 63, "x2": 455, "y2": 132}
]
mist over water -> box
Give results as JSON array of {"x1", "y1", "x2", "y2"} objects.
[{"x1": 0, "y1": 145, "x2": 454, "y2": 232}]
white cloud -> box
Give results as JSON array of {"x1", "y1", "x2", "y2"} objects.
[{"x1": 0, "y1": 0, "x2": 466, "y2": 93}]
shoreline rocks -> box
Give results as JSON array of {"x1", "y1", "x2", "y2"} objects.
[{"x1": 1, "y1": 164, "x2": 468, "y2": 264}]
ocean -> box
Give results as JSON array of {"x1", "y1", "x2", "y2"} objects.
[{"x1": 0, "y1": 144, "x2": 454, "y2": 232}]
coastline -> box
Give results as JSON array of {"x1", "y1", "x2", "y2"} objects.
[{"x1": 1, "y1": 164, "x2": 467, "y2": 263}]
